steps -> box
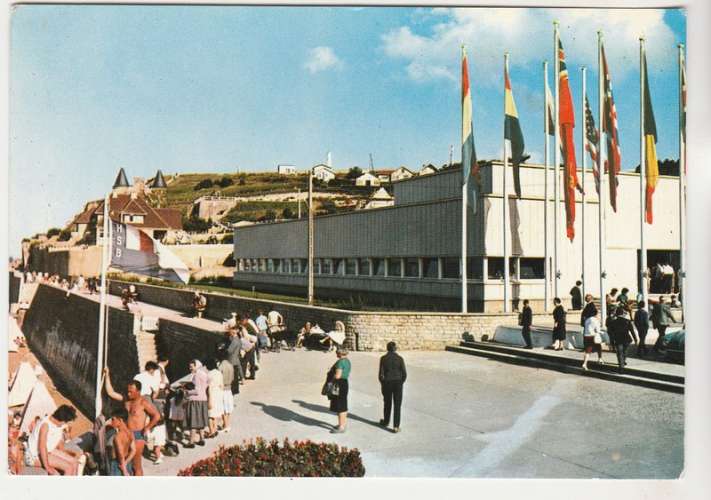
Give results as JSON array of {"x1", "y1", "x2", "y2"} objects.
[
  {"x1": 446, "y1": 341, "x2": 684, "y2": 394},
  {"x1": 135, "y1": 316, "x2": 160, "y2": 369}
]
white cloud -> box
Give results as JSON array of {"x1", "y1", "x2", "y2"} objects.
[
  {"x1": 382, "y1": 7, "x2": 678, "y2": 86},
  {"x1": 304, "y1": 46, "x2": 344, "y2": 74}
]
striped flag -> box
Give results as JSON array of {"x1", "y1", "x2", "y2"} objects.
[
  {"x1": 584, "y1": 95, "x2": 600, "y2": 193},
  {"x1": 601, "y1": 44, "x2": 622, "y2": 212},
  {"x1": 111, "y1": 221, "x2": 190, "y2": 283},
  {"x1": 462, "y1": 47, "x2": 479, "y2": 212},
  {"x1": 558, "y1": 38, "x2": 579, "y2": 241},
  {"x1": 643, "y1": 52, "x2": 659, "y2": 225},
  {"x1": 505, "y1": 63, "x2": 526, "y2": 198}
]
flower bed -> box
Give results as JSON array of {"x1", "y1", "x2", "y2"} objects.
[{"x1": 177, "y1": 438, "x2": 365, "y2": 477}]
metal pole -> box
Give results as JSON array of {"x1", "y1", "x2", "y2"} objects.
[
  {"x1": 461, "y1": 45, "x2": 468, "y2": 314},
  {"x1": 678, "y1": 43, "x2": 686, "y2": 314},
  {"x1": 308, "y1": 168, "x2": 314, "y2": 305},
  {"x1": 543, "y1": 61, "x2": 550, "y2": 313},
  {"x1": 297, "y1": 188, "x2": 301, "y2": 219},
  {"x1": 640, "y1": 38, "x2": 648, "y2": 307},
  {"x1": 553, "y1": 21, "x2": 560, "y2": 300},
  {"x1": 598, "y1": 31, "x2": 607, "y2": 328},
  {"x1": 581, "y1": 66, "x2": 587, "y2": 302},
  {"x1": 94, "y1": 193, "x2": 110, "y2": 419},
  {"x1": 502, "y1": 53, "x2": 511, "y2": 313}
]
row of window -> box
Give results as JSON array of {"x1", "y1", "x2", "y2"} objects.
[{"x1": 237, "y1": 257, "x2": 546, "y2": 280}]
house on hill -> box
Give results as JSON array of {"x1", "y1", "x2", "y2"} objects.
[
  {"x1": 374, "y1": 169, "x2": 395, "y2": 183},
  {"x1": 419, "y1": 164, "x2": 439, "y2": 176},
  {"x1": 277, "y1": 164, "x2": 297, "y2": 175},
  {"x1": 390, "y1": 166, "x2": 415, "y2": 182},
  {"x1": 363, "y1": 187, "x2": 394, "y2": 210},
  {"x1": 355, "y1": 172, "x2": 381, "y2": 187},
  {"x1": 312, "y1": 164, "x2": 336, "y2": 183}
]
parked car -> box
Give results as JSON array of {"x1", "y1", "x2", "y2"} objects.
[{"x1": 661, "y1": 329, "x2": 685, "y2": 364}]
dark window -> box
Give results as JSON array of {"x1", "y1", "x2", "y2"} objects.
[
  {"x1": 345, "y1": 259, "x2": 357, "y2": 275},
  {"x1": 487, "y1": 257, "x2": 517, "y2": 279},
  {"x1": 372, "y1": 258, "x2": 385, "y2": 276},
  {"x1": 282, "y1": 259, "x2": 290, "y2": 273},
  {"x1": 153, "y1": 230, "x2": 167, "y2": 241},
  {"x1": 300, "y1": 259, "x2": 308, "y2": 274},
  {"x1": 442, "y1": 258, "x2": 460, "y2": 279},
  {"x1": 334, "y1": 258, "x2": 344, "y2": 275},
  {"x1": 520, "y1": 258, "x2": 545, "y2": 279},
  {"x1": 388, "y1": 258, "x2": 402, "y2": 277},
  {"x1": 274, "y1": 259, "x2": 281, "y2": 273},
  {"x1": 467, "y1": 257, "x2": 484, "y2": 279},
  {"x1": 358, "y1": 258, "x2": 371, "y2": 276},
  {"x1": 267, "y1": 259, "x2": 275, "y2": 273},
  {"x1": 404, "y1": 258, "x2": 419, "y2": 278},
  {"x1": 322, "y1": 259, "x2": 333, "y2": 275},
  {"x1": 291, "y1": 259, "x2": 300, "y2": 273},
  {"x1": 422, "y1": 258, "x2": 438, "y2": 278}
]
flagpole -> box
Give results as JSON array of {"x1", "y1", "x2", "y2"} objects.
[
  {"x1": 461, "y1": 45, "x2": 469, "y2": 314},
  {"x1": 598, "y1": 31, "x2": 607, "y2": 328},
  {"x1": 640, "y1": 38, "x2": 648, "y2": 306},
  {"x1": 678, "y1": 43, "x2": 686, "y2": 313},
  {"x1": 94, "y1": 193, "x2": 110, "y2": 419},
  {"x1": 308, "y1": 167, "x2": 314, "y2": 305},
  {"x1": 543, "y1": 61, "x2": 550, "y2": 313},
  {"x1": 581, "y1": 66, "x2": 587, "y2": 302},
  {"x1": 503, "y1": 53, "x2": 511, "y2": 313},
  {"x1": 553, "y1": 21, "x2": 561, "y2": 301},
  {"x1": 103, "y1": 214, "x2": 113, "y2": 370}
]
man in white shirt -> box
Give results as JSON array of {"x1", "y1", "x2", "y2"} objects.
[
  {"x1": 133, "y1": 361, "x2": 166, "y2": 465},
  {"x1": 581, "y1": 313, "x2": 605, "y2": 370},
  {"x1": 133, "y1": 361, "x2": 161, "y2": 399}
]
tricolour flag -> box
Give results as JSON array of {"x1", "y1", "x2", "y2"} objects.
[
  {"x1": 558, "y1": 38, "x2": 579, "y2": 241},
  {"x1": 643, "y1": 52, "x2": 659, "y2": 225},
  {"x1": 584, "y1": 95, "x2": 600, "y2": 193},
  {"x1": 601, "y1": 44, "x2": 621, "y2": 212},
  {"x1": 462, "y1": 47, "x2": 479, "y2": 212},
  {"x1": 505, "y1": 63, "x2": 526, "y2": 198},
  {"x1": 111, "y1": 221, "x2": 190, "y2": 283}
]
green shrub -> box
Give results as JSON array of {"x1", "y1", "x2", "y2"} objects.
[
  {"x1": 194, "y1": 179, "x2": 214, "y2": 191},
  {"x1": 46, "y1": 227, "x2": 62, "y2": 237},
  {"x1": 182, "y1": 215, "x2": 212, "y2": 233},
  {"x1": 177, "y1": 438, "x2": 365, "y2": 477},
  {"x1": 221, "y1": 234, "x2": 234, "y2": 244},
  {"x1": 217, "y1": 176, "x2": 234, "y2": 188},
  {"x1": 58, "y1": 229, "x2": 72, "y2": 241}
]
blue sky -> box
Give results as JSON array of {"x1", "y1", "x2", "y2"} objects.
[{"x1": 9, "y1": 5, "x2": 686, "y2": 254}]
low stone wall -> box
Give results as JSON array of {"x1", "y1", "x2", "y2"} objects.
[
  {"x1": 9, "y1": 271, "x2": 21, "y2": 306},
  {"x1": 21, "y1": 284, "x2": 140, "y2": 418},
  {"x1": 169, "y1": 244, "x2": 233, "y2": 270},
  {"x1": 109, "y1": 280, "x2": 554, "y2": 351},
  {"x1": 155, "y1": 319, "x2": 225, "y2": 383},
  {"x1": 28, "y1": 246, "x2": 102, "y2": 278}
]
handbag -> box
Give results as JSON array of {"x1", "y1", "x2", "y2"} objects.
[{"x1": 321, "y1": 381, "x2": 340, "y2": 398}]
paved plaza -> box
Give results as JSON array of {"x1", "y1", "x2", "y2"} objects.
[{"x1": 148, "y1": 348, "x2": 683, "y2": 478}]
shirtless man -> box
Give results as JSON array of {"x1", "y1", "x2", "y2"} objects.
[
  {"x1": 108, "y1": 407, "x2": 136, "y2": 476},
  {"x1": 104, "y1": 367, "x2": 160, "y2": 476}
]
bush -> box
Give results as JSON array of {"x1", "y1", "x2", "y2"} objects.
[
  {"x1": 58, "y1": 229, "x2": 72, "y2": 241},
  {"x1": 221, "y1": 234, "x2": 234, "y2": 244},
  {"x1": 182, "y1": 215, "x2": 212, "y2": 233},
  {"x1": 46, "y1": 227, "x2": 62, "y2": 237},
  {"x1": 178, "y1": 438, "x2": 365, "y2": 477},
  {"x1": 194, "y1": 179, "x2": 214, "y2": 191},
  {"x1": 217, "y1": 176, "x2": 234, "y2": 188}
]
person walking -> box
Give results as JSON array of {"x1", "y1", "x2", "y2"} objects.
[
  {"x1": 328, "y1": 347, "x2": 351, "y2": 433},
  {"x1": 569, "y1": 281, "x2": 583, "y2": 310},
  {"x1": 651, "y1": 296, "x2": 676, "y2": 354},
  {"x1": 520, "y1": 299, "x2": 533, "y2": 349},
  {"x1": 378, "y1": 341, "x2": 407, "y2": 433},
  {"x1": 550, "y1": 297, "x2": 567, "y2": 351},
  {"x1": 581, "y1": 310, "x2": 605, "y2": 370},
  {"x1": 605, "y1": 288, "x2": 619, "y2": 317},
  {"x1": 608, "y1": 306, "x2": 638, "y2": 373},
  {"x1": 634, "y1": 300, "x2": 650, "y2": 357},
  {"x1": 580, "y1": 294, "x2": 597, "y2": 328}
]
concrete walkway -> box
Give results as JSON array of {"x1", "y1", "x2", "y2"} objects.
[{"x1": 68, "y1": 287, "x2": 683, "y2": 478}]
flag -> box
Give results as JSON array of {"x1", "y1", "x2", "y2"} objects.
[
  {"x1": 601, "y1": 45, "x2": 622, "y2": 212},
  {"x1": 462, "y1": 47, "x2": 479, "y2": 212},
  {"x1": 643, "y1": 52, "x2": 659, "y2": 225},
  {"x1": 505, "y1": 63, "x2": 526, "y2": 197},
  {"x1": 558, "y1": 38, "x2": 579, "y2": 241},
  {"x1": 546, "y1": 81, "x2": 556, "y2": 137},
  {"x1": 111, "y1": 221, "x2": 190, "y2": 283},
  {"x1": 584, "y1": 95, "x2": 600, "y2": 193}
]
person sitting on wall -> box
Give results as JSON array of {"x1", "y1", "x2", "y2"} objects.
[
  {"x1": 296, "y1": 322, "x2": 312, "y2": 349},
  {"x1": 192, "y1": 292, "x2": 207, "y2": 319},
  {"x1": 128, "y1": 284, "x2": 138, "y2": 304},
  {"x1": 305, "y1": 324, "x2": 329, "y2": 351},
  {"x1": 121, "y1": 288, "x2": 131, "y2": 310}
]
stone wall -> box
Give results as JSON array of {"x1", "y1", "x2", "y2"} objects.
[
  {"x1": 155, "y1": 319, "x2": 225, "y2": 383},
  {"x1": 9, "y1": 272, "x2": 21, "y2": 306},
  {"x1": 28, "y1": 246, "x2": 102, "y2": 278},
  {"x1": 109, "y1": 280, "x2": 553, "y2": 351},
  {"x1": 21, "y1": 284, "x2": 140, "y2": 418},
  {"x1": 169, "y1": 244, "x2": 233, "y2": 270}
]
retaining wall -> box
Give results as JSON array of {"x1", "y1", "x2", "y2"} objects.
[
  {"x1": 109, "y1": 280, "x2": 551, "y2": 351},
  {"x1": 155, "y1": 319, "x2": 226, "y2": 383},
  {"x1": 21, "y1": 284, "x2": 140, "y2": 418},
  {"x1": 9, "y1": 271, "x2": 21, "y2": 306}
]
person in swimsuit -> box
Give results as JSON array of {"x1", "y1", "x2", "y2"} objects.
[
  {"x1": 104, "y1": 367, "x2": 160, "y2": 476},
  {"x1": 107, "y1": 407, "x2": 136, "y2": 476}
]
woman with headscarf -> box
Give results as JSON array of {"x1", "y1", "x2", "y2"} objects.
[{"x1": 183, "y1": 359, "x2": 209, "y2": 448}]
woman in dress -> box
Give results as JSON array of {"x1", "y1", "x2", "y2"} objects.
[
  {"x1": 550, "y1": 297, "x2": 567, "y2": 351},
  {"x1": 328, "y1": 347, "x2": 351, "y2": 433},
  {"x1": 205, "y1": 358, "x2": 224, "y2": 438},
  {"x1": 183, "y1": 359, "x2": 209, "y2": 448},
  {"x1": 581, "y1": 309, "x2": 605, "y2": 370}
]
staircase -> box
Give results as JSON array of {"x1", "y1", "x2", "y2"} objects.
[
  {"x1": 135, "y1": 316, "x2": 159, "y2": 369},
  {"x1": 446, "y1": 340, "x2": 684, "y2": 394}
]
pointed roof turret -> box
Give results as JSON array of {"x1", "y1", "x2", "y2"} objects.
[
  {"x1": 113, "y1": 168, "x2": 130, "y2": 188},
  {"x1": 150, "y1": 169, "x2": 168, "y2": 189}
]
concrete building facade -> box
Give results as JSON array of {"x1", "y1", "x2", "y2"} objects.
[{"x1": 232, "y1": 163, "x2": 681, "y2": 311}]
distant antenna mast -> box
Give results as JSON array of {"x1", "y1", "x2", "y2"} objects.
[
  {"x1": 449, "y1": 144, "x2": 453, "y2": 167},
  {"x1": 369, "y1": 153, "x2": 374, "y2": 172}
]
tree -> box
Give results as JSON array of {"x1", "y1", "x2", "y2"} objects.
[
  {"x1": 46, "y1": 227, "x2": 61, "y2": 237},
  {"x1": 182, "y1": 215, "x2": 212, "y2": 233},
  {"x1": 217, "y1": 176, "x2": 234, "y2": 188},
  {"x1": 194, "y1": 179, "x2": 214, "y2": 191},
  {"x1": 238, "y1": 175, "x2": 247, "y2": 186},
  {"x1": 347, "y1": 167, "x2": 363, "y2": 179},
  {"x1": 58, "y1": 229, "x2": 72, "y2": 241},
  {"x1": 282, "y1": 207, "x2": 295, "y2": 219}
]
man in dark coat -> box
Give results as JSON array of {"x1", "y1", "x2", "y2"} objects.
[
  {"x1": 379, "y1": 341, "x2": 407, "y2": 433},
  {"x1": 580, "y1": 294, "x2": 598, "y2": 327},
  {"x1": 520, "y1": 299, "x2": 533, "y2": 349},
  {"x1": 651, "y1": 296, "x2": 676, "y2": 354},
  {"x1": 634, "y1": 300, "x2": 650, "y2": 357},
  {"x1": 551, "y1": 297, "x2": 567, "y2": 351},
  {"x1": 608, "y1": 306, "x2": 638, "y2": 373},
  {"x1": 569, "y1": 281, "x2": 583, "y2": 310}
]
